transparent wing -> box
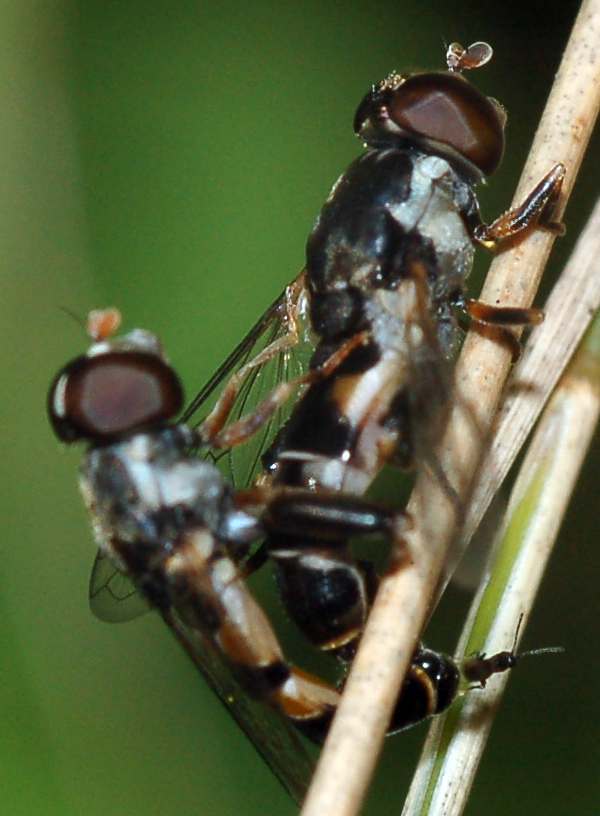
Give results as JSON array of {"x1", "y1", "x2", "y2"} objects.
[
  {"x1": 163, "y1": 606, "x2": 315, "y2": 803},
  {"x1": 403, "y1": 269, "x2": 456, "y2": 467},
  {"x1": 89, "y1": 550, "x2": 150, "y2": 622},
  {"x1": 88, "y1": 273, "x2": 313, "y2": 622},
  {"x1": 403, "y1": 266, "x2": 474, "y2": 602},
  {"x1": 90, "y1": 552, "x2": 315, "y2": 798},
  {"x1": 183, "y1": 271, "x2": 313, "y2": 489}
]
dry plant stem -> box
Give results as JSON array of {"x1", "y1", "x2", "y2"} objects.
[
  {"x1": 402, "y1": 199, "x2": 600, "y2": 815},
  {"x1": 459, "y1": 196, "x2": 600, "y2": 552},
  {"x1": 402, "y1": 320, "x2": 600, "y2": 816},
  {"x1": 300, "y1": 4, "x2": 600, "y2": 815}
]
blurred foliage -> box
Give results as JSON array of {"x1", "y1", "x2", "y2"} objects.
[{"x1": 1, "y1": 1, "x2": 597, "y2": 814}]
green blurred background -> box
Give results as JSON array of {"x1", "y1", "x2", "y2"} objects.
[{"x1": 2, "y1": 2, "x2": 598, "y2": 814}]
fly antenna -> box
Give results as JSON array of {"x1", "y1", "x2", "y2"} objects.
[
  {"x1": 510, "y1": 612, "x2": 525, "y2": 653},
  {"x1": 517, "y1": 645, "x2": 566, "y2": 659},
  {"x1": 86, "y1": 307, "x2": 122, "y2": 341},
  {"x1": 512, "y1": 613, "x2": 565, "y2": 659},
  {"x1": 57, "y1": 305, "x2": 87, "y2": 335},
  {"x1": 446, "y1": 41, "x2": 493, "y2": 73}
]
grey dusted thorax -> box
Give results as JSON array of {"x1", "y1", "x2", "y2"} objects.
[
  {"x1": 385, "y1": 152, "x2": 474, "y2": 297},
  {"x1": 306, "y1": 148, "x2": 475, "y2": 357},
  {"x1": 79, "y1": 426, "x2": 259, "y2": 570}
]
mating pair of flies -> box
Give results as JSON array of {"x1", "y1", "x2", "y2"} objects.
[{"x1": 48, "y1": 41, "x2": 565, "y2": 797}]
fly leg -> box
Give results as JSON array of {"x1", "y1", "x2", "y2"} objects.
[
  {"x1": 181, "y1": 273, "x2": 307, "y2": 426},
  {"x1": 195, "y1": 276, "x2": 306, "y2": 442},
  {"x1": 451, "y1": 155, "x2": 566, "y2": 364},
  {"x1": 454, "y1": 295, "x2": 545, "y2": 361},
  {"x1": 459, "y1": 161, "x2": 565, "y2": 354},
  {"x1": 199, "y1": 331, "x2": 370, "y2": 449},
  {"x1": 460, "y1": 163, "x2": 564, "y2": 355},
  {"x1": 262, "y1": 489, "x2": 411, "y2": 546},
  {"x1": 469, "y1": 163, "x2": 566, "y2": 251}
]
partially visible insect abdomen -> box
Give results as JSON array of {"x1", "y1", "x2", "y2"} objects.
[
  {"x1": 389, "y1": 649, "x2": 460, "y2": 732},
  {"x1": 271, "y1": 539, "x2": 378, "y2": 660}
]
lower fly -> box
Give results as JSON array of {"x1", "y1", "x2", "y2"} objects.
[{"x1": 47, "y1": 309, "x2": 543, "y2": 796}]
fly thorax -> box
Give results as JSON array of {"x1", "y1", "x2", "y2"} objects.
[
  {"x1": 386, "y1": 154, "x2": 474, "y2": 296},
  {"x1": 80, "y1": 428, "x2": 227, "y2": 549},
  {"x1": 385, "y1": 154, "x2": 453, "y2": 232}
]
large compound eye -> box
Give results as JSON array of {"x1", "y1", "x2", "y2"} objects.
[
  {"x1": 387, "y1": 72, "x2": 505, "y2": 176},
  {"x1": 48, "y1": 351, "x2": 184, "y2": 442}
]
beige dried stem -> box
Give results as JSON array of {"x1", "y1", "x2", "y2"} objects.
[
  {"x1": 300, "y1": 3, "x2": 600, "y2": 815},
  {"x1": 402, "y1": 219, "x2": 600, "y2": 816}
]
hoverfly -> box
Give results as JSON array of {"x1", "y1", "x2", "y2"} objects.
[
  {"x1": 183, "y1": 40, "x2": 564, "y2": 665},
  {"x1": 48, "y1": 309, "x2": 550, "y2": 803},
  {"x1": 52, "y1": 40, "x2": 564, "y2": 800}
]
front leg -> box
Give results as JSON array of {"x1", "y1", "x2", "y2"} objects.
[
  {"x1": 469, "y1": 163, "x2": 566, "y2": 251},
  {"x1": 454, "y1": 163, "x2": 565, "y2": 360}
]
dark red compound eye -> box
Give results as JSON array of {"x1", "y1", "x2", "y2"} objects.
[
  {"x1": 48, "y1": 351, "x2": 184, "y2": 442},
  {"x1": 355, "y1": 71, "x2": 505, "y2": 178},
  {"x1": 387, "y1": 72, "x2": 504, "y2": 176}
]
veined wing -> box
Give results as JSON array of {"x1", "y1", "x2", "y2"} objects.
[
  {"x1": 89, "y1": 273, "x2": 312, "y2": 622},
  {"x1": 90, "y1": 553, "x2": 315, "y2": 800},
  {"x1": 89, "y1": 550, "x2": 150, "y2": 622},
  {"x1": 403, "y1": 265, "x2": 476, "y2": 601},
  {"x1": 184, "y1": 271, "x2": 313, "y2": 489},
  {"x1": 162, "y1": 605, "x2": 315, "y2": 803}
]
